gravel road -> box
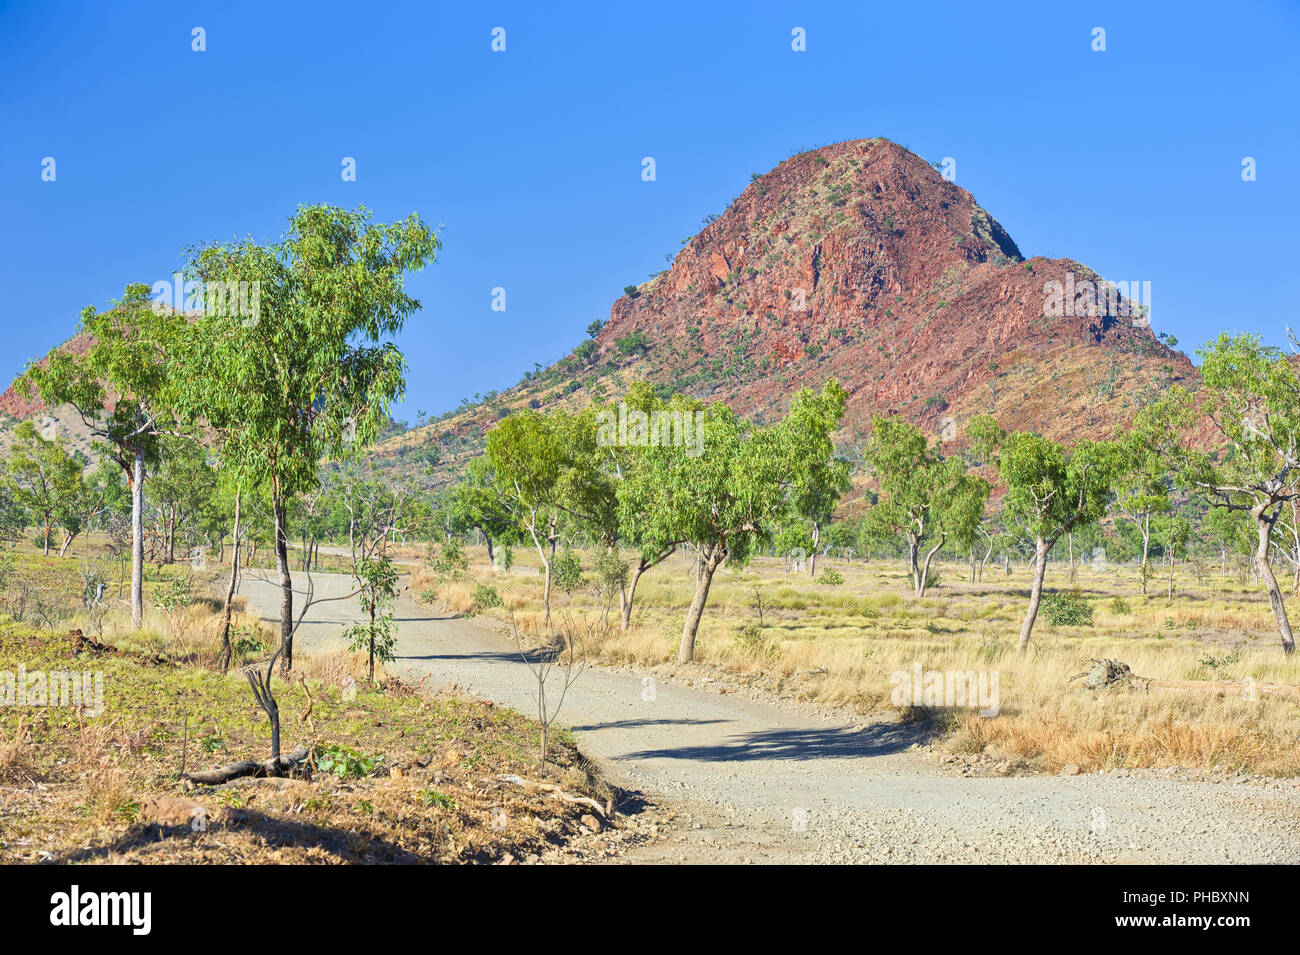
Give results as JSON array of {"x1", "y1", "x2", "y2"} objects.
[{"x1": 239, "y1": 569, "x2": 1300, "y2": 864}]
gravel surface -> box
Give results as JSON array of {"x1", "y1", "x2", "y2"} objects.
[{"x1": 240, "y1": 570, "x2": 1300, "y2": 864}]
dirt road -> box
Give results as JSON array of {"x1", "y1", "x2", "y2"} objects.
[{"x1": 239, "y1": 570, "x2": 1300, "y2": 864}]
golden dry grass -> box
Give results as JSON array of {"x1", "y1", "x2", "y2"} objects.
[{"x1": 430, "y1": 544, "x2": 1300, "y2": 775}]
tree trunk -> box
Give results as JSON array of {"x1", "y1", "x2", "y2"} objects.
[
  {"x1": 42, "y1": 521, "x2": 50, "y2": 556},
  {"x1": 1141, "y1": 515, "x2": 1151, "y2": 595},
  {"x1": 1017, "y1": 538, "x2": 1051, "y2": 651},
  {"x1": 368, "y1": 601, "x2": 377, "y2": 683},
  {"x1": 1168, "y1": 549, "x2": 1175, "y2": 600},
  {"x1": 130, "y1": 451, "x2": 145, "y2": 629},
  {"x1": 485, "y1": 534, "x2": 496, "y2": 572},
  {"x1": 1254, "y1": 509, "x2": 1295, "y2": 654},
  {"x1": 622, "y1": 561, "x2": 647, "y2": 632},
  {"x1": 679, "y1": 545, "x2": 725, "y2": 663},
  {"x1": 809, "y1": 522, "x2": 820, "y2": 577},
  {"x1": 219, "y1": 488, "x2": 242, "y2": 671},
  {"x1": 916, "y1": 535, "x2": 945, "y2": 597},
  {"x1": 273, "y1": 492, "x2": 294, "y2": 673},
  {"x1": 907, "y1": 536, "x2": 921, "y2": 593}
]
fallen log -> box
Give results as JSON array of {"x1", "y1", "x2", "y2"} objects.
[
  {"x1": 185, "y1": 743, "x2": 312, "y2": 787},
  {"x1": 495, "y1": 773, "x2": 611, "y2": 817}
]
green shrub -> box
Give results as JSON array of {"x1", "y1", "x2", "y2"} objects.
[
  {"x1": 154, "y1": 573, "x2": 195, "y2": 615},
  {"x1": 1041, "y1": 589, "x2": 1093, "y2": 627},
  {"x1": 1109, "y1": 596, "x2": 1131, "y2": 615},
  {"x1": 314, "y1": 743, "x2": 383, "y2": 780},
  {"x1": 733, "y1": 624, "x2": 777, "y2": 658},
  {"x1": 552, "y1": 551, "x2": 585, "y2": 594},
  {"x1": 467, "y1": 584, "x2": 503, "y2": 616},
  {"x1": 816, "y1": 568, "x2": 845, "y2": 586},
  {"x1": 421, "y1": 790, "x2": 457, "y2": 810},
  {"x1": 426, "y1": 539, "x2": 468, "y2": 582}
]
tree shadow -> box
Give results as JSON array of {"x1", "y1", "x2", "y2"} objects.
[
  {"x1": 616, "y1": 720, "x2": 929, "y2": 763},
  {"x1": 570, "y1": 717, "x2": 729, "y2": 732},
  {"x1": 50, "y1": 810, "x2": 420, "y2": 864}
]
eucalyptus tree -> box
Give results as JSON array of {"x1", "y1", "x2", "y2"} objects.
[
  {"x1": 611, "y1": 387, "x2": 697, "y2": 630},
  {"x1": 3, "y1": 421, "x2": 85, "y2": 556},
  {"x1": 445, "y1": 456, "x2": 515, "y2": 570},
  {"x1": 784, "y1": 379, "x2": 851, "y2": 576},
  {"x1": 645, "y1": 381, "x2": 846, "y2": 662},
  {"x1": 486, "y1": 409, "x2": 568, "y2": 623},
  {"x1": 862, "y1": 415, "x2": 986, "y2": 597},
  {"x1": 1153, "y1": 512, "x2": 1191, "y2": 599},
  {"x1": 999, "y1": 432, "x2": 1122, "y2": 650},
  {"x1": 149, "y1": 435, "x2": 219, "y2": 564},
  {"x1": 1115, "y1": 442, "x2": 1170, "y2": 594},
  {"x1": 179, "y1": 204, "x2": 440, "y2": 670},
  {"x1": 19, "y1": 285, "x2": 188, "y2": 626},
  {"x1": 1135, "y1": 333, "x2": 1300, "y2": 653}
]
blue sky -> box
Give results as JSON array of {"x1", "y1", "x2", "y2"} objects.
[{"x1": 2, "y1": 0, "x2": 1297, "y2": 422}]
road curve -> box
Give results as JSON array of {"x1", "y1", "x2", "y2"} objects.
[{"x1": 238, "y1": 570, "x2": 1300, "y2": 864}]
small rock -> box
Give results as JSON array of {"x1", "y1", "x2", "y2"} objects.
[
  {"x1": 580, "y1": 813, "x2": 603, "y2": 833},
  {"x1": 138, "y1": 795, "x2": 209, "y2": 828},
  {"x1": 1060, "y1": 763, "x2": 1081, "y2": 776}
]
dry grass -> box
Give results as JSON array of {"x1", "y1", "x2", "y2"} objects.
[
  {"x1": 435, "y1": 544, "x2": 1300, "y2": 775},
  {"x1": 0, "y1": 586, "x2": 614, "y2": 864}
]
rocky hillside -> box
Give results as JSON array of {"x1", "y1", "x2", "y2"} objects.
[
  {"x1": 371, "y1": 138, "x2": 1195, "y2": 491},
  {"x1": 3, "y1": 138, "x2": 1197, "y2": 493}
]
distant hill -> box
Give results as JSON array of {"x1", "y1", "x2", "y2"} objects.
[{"x1": 4, "y1": 138, "x2": 1198, "y2": 497}]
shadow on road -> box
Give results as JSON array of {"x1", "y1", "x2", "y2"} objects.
[
  {"x1": 571, "y1": 717, "x2": 729, "y2": 732},
  {"x1": 617, "y1": 721, "x2": 927, "y2": 763}
]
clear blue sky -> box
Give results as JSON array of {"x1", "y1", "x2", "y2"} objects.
[{"x1": 2, "y1": 0, "x2": 1297, "y2": 421}]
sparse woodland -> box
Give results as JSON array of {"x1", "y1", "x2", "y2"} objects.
[{"x1": 3, "y1": 205, "x2": 1300, "y2": 866}]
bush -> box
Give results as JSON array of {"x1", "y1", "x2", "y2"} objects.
[
  {"x1": 593, "y1": 549, "x2": 629, "y2": 597},
  {"x1": 467, "y1": 584, "x2": 503, "y2": 616},
  {"x1": 154, "y1": 573, "x2": 195, "y2": 615},
  {"x1": 816, "y1": 568, "x2": 844, "y2": 586},
  {"x1": 1041, "y1": 589, "x2": 1093, "y2": 627},
  {"x1": 426, "y1": 539, "x2": 468, "y2": 582},
  {"x1": 314, "y1": 744, "x2": 383, "y2": 780},
  {"x1": 552, "y1": 551, "x2": 585, "y2": 594},
  {"x1": 1109, "y1": 595, "x2": 1131, "y2": 615},
  {"x1": 733, "y1": 624, "x2": 777, "y2": 658}
]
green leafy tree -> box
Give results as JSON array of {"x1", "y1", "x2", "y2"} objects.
[
  {"x1": 149, "y1": 436, "x2": 218, "y2": 564},
  {"x1": 19, "y1": 284, "x2": 188, "y2": 626},
  {"x1": 784, "y1": 379, "x2": 851, "y2": 576},
  {"x1": 344, "y1": 554, "x2": 399, "y2": 683},
  {"x1": 180, "y1": 204, "x2": 440, "y2": 670},
  {"x1": 862, "y1": 415, "x2": 985, "y2": 596},
  {"x1": 3, "y1": 422, "x2": 85, "y2": 556},
  {"x1": 486, "y1": 409, "x2": 568, "y2": 624},
  {"x1": 1153, "y1": 512, "x2": 1191, "y2": 599},
  {"x1": 999, "y1": 432, "x2": 1122, "y2": 650},
  {"x1": 446, "y1": 457, "x2": 515, "y2": 569},
  {"x1": 1115, "y1": 440, "x2": 1170, "y2": 594},
  {"x1": 1135, "y1": 333, "x2": 1300, "y2": 653}
]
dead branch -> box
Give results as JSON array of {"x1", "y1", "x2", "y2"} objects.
[
  {"x1": 184, "y1": 743, "x2": 311, "y2": 787},
  {"x1": 495, "y1": 773, "x2": 610, "y2": 817}
]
